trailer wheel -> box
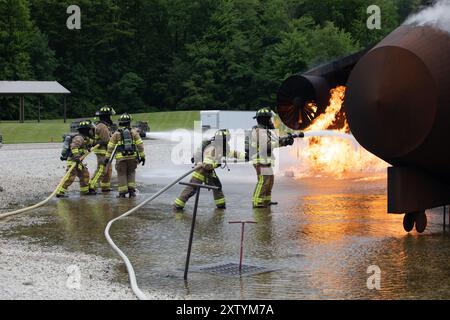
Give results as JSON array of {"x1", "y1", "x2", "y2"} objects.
[
  {"x1": 403, "y1": 213, "x2": 415, "y2": 232},
  {"x1": 403, "y1": 211, "x2": 427, "y2": 233},
  {"x1": 414, "y1": 211, "x2": 427, "y2": 233}
]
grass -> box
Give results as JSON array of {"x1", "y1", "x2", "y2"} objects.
[{"x1": 0, "y1": 110, "x2": 199, "y2": 144}]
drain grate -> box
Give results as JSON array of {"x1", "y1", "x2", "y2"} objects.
[{"x1": 193, "y1": 263, "x2": 275, "y2": 277}]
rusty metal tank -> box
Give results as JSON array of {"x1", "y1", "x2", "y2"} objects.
[{"x1": 345, "y1": 25, "x2": 450, "y2": 179}]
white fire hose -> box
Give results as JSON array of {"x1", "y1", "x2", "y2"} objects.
[{"x1": 104, "y1": 165, "x2": 200, "y2": 300}]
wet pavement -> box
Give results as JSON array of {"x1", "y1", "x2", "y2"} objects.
[
  {"x1": 1, "y1": 140, "x2": 450, "y2": 300},
  {"x1": 2, "y1": 170, "x2": 450, "y2": 299}
]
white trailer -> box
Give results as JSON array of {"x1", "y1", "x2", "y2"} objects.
[{"x1": 200, "y1": 110, "x2": 255, "y2": 131}]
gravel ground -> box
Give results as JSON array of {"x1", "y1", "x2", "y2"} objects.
[
  {"x1": 0, "y1": 143, "x2": 91, "y2": 211},
  {"x1": 0, "y1": 237, "x2": 140, "y2": 300},
  {"x1": 0, "y1": 141, "x2": 181, "y2": 300}
]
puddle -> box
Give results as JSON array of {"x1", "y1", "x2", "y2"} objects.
[{"x1": 2, "y1": 171, "x2": 450, "y2": 299}]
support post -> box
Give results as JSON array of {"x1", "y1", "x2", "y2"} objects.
[
  {"x1": 63, "y1": 95, "x2": 67, "y2": 123},
  {"x1": 229, "y1": 221, "x2": 257, "y2": 272},
  {"x1": 18, "y1": 96, "x2": 22, "y2": 123},
  {"x1": 19, "y1": 96, "x2": 25, "y2": 123},
  {"x1": 184, "y1": 188, "x2": 201, "y2": 280},
  {"x1": 38, "y1": 97, "x2": 41, "y2": 123},
  {"x1": 239, "y1": 222, "x2": 245, "y2": 270},
  {"x1": 180, "y1": 181, "x2": 219, "y2": 281}
]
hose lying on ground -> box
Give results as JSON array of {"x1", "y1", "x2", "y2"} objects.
[
  {"x1": 104, "y1": 165, "x2": 200, "y2": 300},
  {"x1": 0, "y1": 145, "x2": 100, "y2": 220}
]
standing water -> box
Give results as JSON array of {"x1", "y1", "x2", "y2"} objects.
[{"x1": 2, "y1": 139, "x2": 450, "y2": 300}]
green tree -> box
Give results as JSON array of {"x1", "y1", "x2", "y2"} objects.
[
  {"x1": 0, "y1": 0, "x2": 57, "y2": 120},
  {"x1": 111, "y1": 72, "x2": 146, "y2": 113},
  {"x1": 0, "y1": 0, "x2": 34, "y2": 80},
  {"x1": 177, "y1": 0, "x2": 290, "y2": 110},
  {"x1": 259, "y1": 17, "x2": 359, "y2": 105},
  {"x1": 1, "y1": 0, "x2": 424, "y2": 120},
  {"x1": 350, "y1": 0, "x2": 400, "y2": 47}
]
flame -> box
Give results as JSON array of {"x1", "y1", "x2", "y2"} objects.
[
  {"x1": 307, "y1": 86, "x2": 347, "y2": 132},
  {"x1": 288, "y1": 86, "x2": 387, "y2": 179}
]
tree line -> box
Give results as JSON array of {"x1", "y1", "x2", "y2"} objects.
[{"x1": 0, "y1": 0, "x2": 427, "y2": 120}]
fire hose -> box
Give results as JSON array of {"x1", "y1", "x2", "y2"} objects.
[
  {"x1": 104, "y1": 165, "x2": 201, "y2": 300},
  {"x1": 0, "y1": 145, "x2": 100, "y2": 220}
]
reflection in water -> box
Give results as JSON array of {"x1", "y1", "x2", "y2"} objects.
[
  {"x1": 299, "y1": 193, "x2": 403, "y2": 244},
  {"x1": 2, "y1": 177, "x2": 450, "y2": 299},
  {"x1": 253, "y1": 208, "x2": 274, "y2": 247}
]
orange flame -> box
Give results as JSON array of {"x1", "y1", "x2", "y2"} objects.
[{"x1": 289, "y1": 86, "x2": 387, "y2": 179}]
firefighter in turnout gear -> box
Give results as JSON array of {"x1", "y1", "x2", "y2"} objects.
[
  {"x1": 56, "y1": 120, "x2": 97, "y2": 198},
  {"x1": 105, "y1": 113, "x2": 145, "y2": 198},
  {"x1": 89, "y1": 106, "x2": 115, "y2": 193},
  {"x1": 251, "y1": 108, "x2": 294, "y2": 208},
  {"x1": 174, "y1": 129, "x2": 243, "y2": 211}
]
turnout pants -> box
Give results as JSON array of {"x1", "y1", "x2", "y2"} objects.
[
  {"x1": 57, "y1": 162, "x2": 90, "y2": 195},
  {"x1": 252, "y1": 164, "x2": 274, "y2": 208},
  {"x1": 174, "y1": 168, "x2": 225, "y2": 209},
  {"x1": 116, "y1": 159, "x2": 138, "y2": 194},
  {"x1": 89, "y1": 154, "x2": 113, "y2": 191}
]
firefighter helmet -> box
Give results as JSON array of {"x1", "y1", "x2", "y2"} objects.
[
  {"x1": 96, "y1": 105, "x2": 116, "y2": 117},
  {"x1": 214, "y1": 129, "x2": 231, "y2": 142},
  {"x1": 77, "y1": 120, "x2": 95, "y2": 131},
  {"x1": 118, "y1": 113, "x2": 132, "y2": 126},
  {"x1": 254, "y1": 107, "x2": 274, "y2": 119}
]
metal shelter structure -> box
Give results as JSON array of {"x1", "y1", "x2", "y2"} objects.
[{"x1": 0, "y1": 81, "x2": 71, "y2": 123}]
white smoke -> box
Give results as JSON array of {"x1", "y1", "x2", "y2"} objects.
[{"x1": 404, "y1": 0, "x2": 450, "y2": 32}]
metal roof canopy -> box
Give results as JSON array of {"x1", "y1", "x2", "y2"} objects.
[{"x1": 0, "y1": 81, "x2": 71, "y2": 123}]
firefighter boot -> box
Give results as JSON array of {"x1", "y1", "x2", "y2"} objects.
[
  {"x1": 87, "y1": 188, "x2": 97, "y2": 195},
  {"x1": 56, "y1": 193, "x2": 69, "y2": 198},
  {"x1": 173, "y1": 205, "x2": 184, "y2": 213}
]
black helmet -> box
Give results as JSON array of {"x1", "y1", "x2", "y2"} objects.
[
  {"x1": 77, "y1": 119, "x2": 95, "y2": 131},
  {"x1": 77, "y1": 120, "x2": 95, "y2": 138},
  {"x1": 95, "y1": 106, "x2": 116, "y2": 117},
  {"x1": 253, "y1": 107, "x2": 274, "y2": 119},
  {"x1": 118, "y1": 113, "x2": 132, "y2": 127}
]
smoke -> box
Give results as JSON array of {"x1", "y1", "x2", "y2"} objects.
[{"x1": 404, "y1": 0, "x2": 450, "y2": 32}]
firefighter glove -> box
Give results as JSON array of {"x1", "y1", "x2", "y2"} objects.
[{"x1": 279, "y1": 136, "x2": 294, "y2": 147}]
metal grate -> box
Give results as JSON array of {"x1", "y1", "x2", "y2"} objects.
[{"x1": 193, "y1": 263, "x2": 275, "y2": 277}]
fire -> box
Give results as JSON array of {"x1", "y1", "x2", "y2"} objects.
[
  {"x1": 288, "y1": 86, "x2": 387, "y2": 179},
  {"x1": 307, "y1": 86, "x2": 348, "y2": 132}
]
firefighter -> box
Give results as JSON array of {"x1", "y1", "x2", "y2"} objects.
[
  {"x1": 89, "y1": 106, "x2": 115, "y2": 193},
  {"x1": 56, "y1": 120, "x2": 97, "y2": 198},
  {"x1": 105, "y1": 113, "x2": 145, "y2": 198},
  {"x1": 251, "y1": 108, "x2": 294, "y2": 208},
  {"x1": 174, "y1": 129, "x2": 243, "y2": 211}
]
